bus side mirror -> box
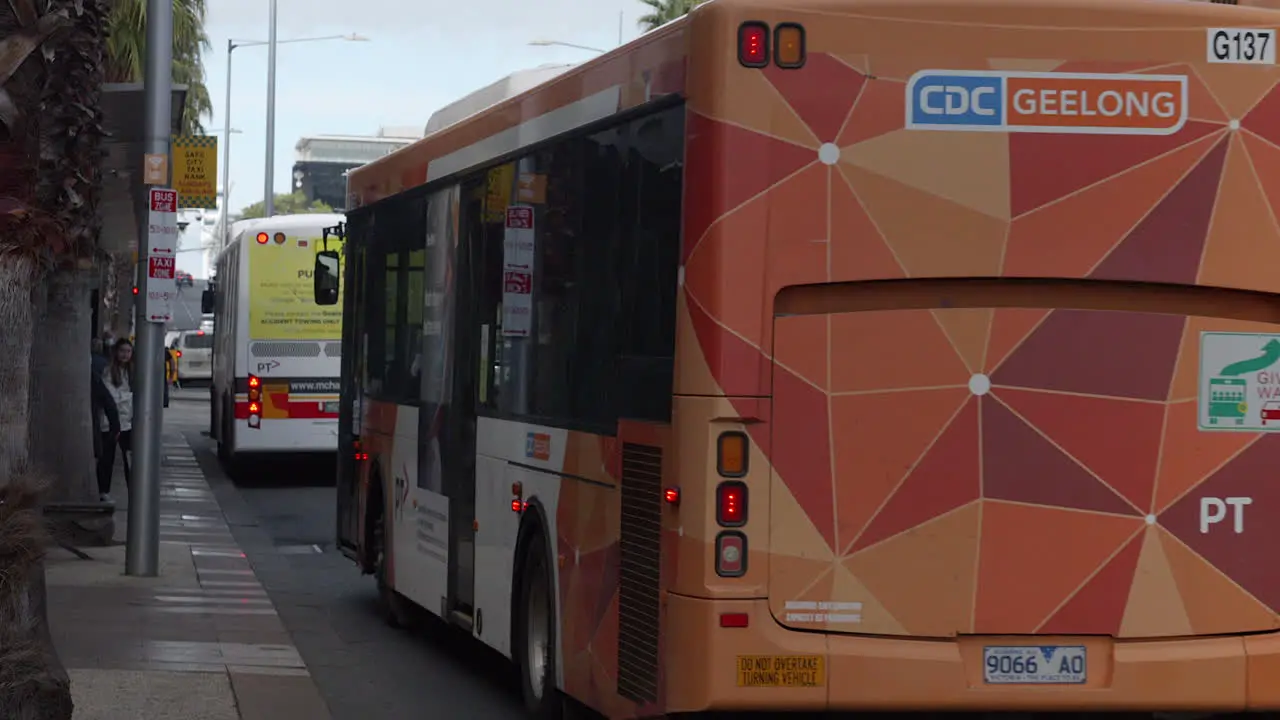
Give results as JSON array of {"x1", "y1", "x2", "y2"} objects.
[
  {"x1": 200, "y1": 286, "x2": 215, "y2": 314},
  {"x1": 314, "y1": 250, "x2": 340, "y2": 306}
]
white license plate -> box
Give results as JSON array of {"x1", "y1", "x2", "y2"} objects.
[
  {"x1": 983, "y1": 646, "x2": 1086, "y2": 684},
  {"x1": 323, "y1": 401, "x2": 339, "y2": 414}
]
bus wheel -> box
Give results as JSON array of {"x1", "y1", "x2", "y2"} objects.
[
  {"x1": 516, "y1": 533, "x2": 562, "y2": 719},
  {"x1": 371, "y1": 494, "x2": 413, "y2": 628}
]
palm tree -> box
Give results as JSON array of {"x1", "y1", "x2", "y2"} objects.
[
  {"x1": 637, "y1": 0, "x2": 707, "y2": 31},
  {"x1": 105, "y1": 0, "x2": 211, "y2": 134},
  {"x1": 0, "y1": 0, "x2": 88, "y2": 715}
]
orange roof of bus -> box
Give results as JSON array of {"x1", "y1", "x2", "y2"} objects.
[{"x1": 346, "y1": 16, "x2": 689, "y2": 208}]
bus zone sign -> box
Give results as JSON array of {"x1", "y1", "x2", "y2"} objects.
[{"x1": 906, "y1": 69, "x2": 1187, "y2": 135}]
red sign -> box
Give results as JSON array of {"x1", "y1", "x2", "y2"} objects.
[
  {"x1": 148, "y1": 256, "x2": 175, "y2": 280},
  {"x1": 528, "y1": 433, "x2": 551, "y2": 461},
  {"x1": 505, "y1": 206, "x2": 533, "y2": 229},
  {"x1": 504, "y1": 270, "x2": 532, "y2": 294},
  {"x1": 149, "y1": 188, "x2": 177, "y2": 212}
]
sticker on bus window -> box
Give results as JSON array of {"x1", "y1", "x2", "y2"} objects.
[
  {"x1": 736, "y1": 655, "x2": 825, "y2": 688},
  {"x1": 905, "y1": 69, "x2": 1187, "y2": 136},
  {"x1": 1199, "y1": 332, "x2": 1280, "y2": 432}
]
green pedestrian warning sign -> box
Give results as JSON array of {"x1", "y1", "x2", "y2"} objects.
[{"x1": 1199, "y1": 332, "x2": 1280, "y2": 431}]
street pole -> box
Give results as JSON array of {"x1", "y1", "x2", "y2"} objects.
[
  {"x1": 219, "y1": 39, "x2": 234, "y2": 249},
  {"x1": 127, "y1": 0, "x2": 171, "y2": 577},
  {"x1": 264, "y1": 0, "x2": 278, "y2": 217}
]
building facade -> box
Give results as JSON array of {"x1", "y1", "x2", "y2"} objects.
[{"x1": 291, "y1": 127, "x2": 421, "y2": 211}]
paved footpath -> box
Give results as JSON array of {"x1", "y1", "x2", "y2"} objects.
[{"x1": 45, "y1": 431, "x2": 331, "y2": 720}]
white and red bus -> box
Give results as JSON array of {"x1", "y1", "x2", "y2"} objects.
[{"x1": 206, "y1": 213, "x2": 345, "y2": 479}]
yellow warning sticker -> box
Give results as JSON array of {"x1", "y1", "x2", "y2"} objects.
[{"x1": 735, "y1": 655, "x2": 825, "y2": 687}]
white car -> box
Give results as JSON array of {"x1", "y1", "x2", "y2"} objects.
[{"x1": 171, "y1": 329, "x2": 213, "y2": 384}]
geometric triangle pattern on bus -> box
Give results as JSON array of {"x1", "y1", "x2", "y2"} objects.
[{"x1": 681, "y1": 51, "x2": 1280, "y2": 639}]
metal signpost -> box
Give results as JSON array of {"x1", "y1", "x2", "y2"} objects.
[
  {"x1": 264, "y1": 0, "x2": 278, "y2": 217},
  {"x1": 127, "y1": 0, "x2": 173, "y2": 577}
]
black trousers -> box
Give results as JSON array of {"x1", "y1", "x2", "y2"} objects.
[{"x1": 96, "y1": 429, "x2": 132, "y2": 495}]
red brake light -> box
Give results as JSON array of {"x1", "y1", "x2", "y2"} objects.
[
  {"x1": 132, "y1": 286, "x2": 138, "y2": 295},
  {"x1": 248, "y1": 375, "x2": 260, "y2": 389},
  {"x1": 175, "y1": 350, "x2": 182, "y2": 358},
  {"x1": 719, "y1": 612, "x2": 749, "y2": 628},
  {"x1": 717, "y1": 481, "x2": 748, "y2": 527},
  {"x1": 248, "y1": 401, "x2": 261, "y2": 414},
  {"x1": 663, "y1": 487, "x2": 680, "y2": 505},
  {"x1": 196, "y1": 330, "x2": 204, "y2": 335},
  {"x1": 256, "y1": 232, "x2": 269, "y2": 244},
  {"x1": 738, "y1": 22, "x2": 769, "y2": 68}
]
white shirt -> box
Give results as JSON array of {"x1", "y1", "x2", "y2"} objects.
[{"x1": 100, "y1": 369, "x2": 133, "y2": 433}]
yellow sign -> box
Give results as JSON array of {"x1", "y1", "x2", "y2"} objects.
[
  {"x1": 483, "y1": 163, "x2": 514, "y2": 223},
  {"x1": 248, "y1": 234, "x2": 345, "y2": 340},
  {"x1": 170, "y1": 135, "x2": 218, "y2": 209},
  {"x1": 143, "y1": 153, "x2": 168, "y2": 185},
  {"x1": 735, "y1": 655, "x2": 825, "y2": 688}
]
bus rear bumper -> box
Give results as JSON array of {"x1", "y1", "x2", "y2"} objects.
[{"x1": 664, "y1": 594, "x2": 1280, "y2": 713}]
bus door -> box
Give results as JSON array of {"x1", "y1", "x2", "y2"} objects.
[
  {"x1": 335, "y1": 222, "x2": 366, "y2": 555},
  {"x1": 430, "y1": 183, "x2": 479, "y2": 616}
]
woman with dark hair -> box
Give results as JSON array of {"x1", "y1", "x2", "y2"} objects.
[{"x1": 97, "y1": 338, "x2": 134, "y2": 501}]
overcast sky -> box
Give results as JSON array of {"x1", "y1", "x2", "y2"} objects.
[{"x1": 205, "y1": 0, "x2": 647, "y2": 215}]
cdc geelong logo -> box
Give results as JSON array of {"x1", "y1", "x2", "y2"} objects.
[{"x1": 906, "y1": 69, "x2": 1187, "y2": 136}]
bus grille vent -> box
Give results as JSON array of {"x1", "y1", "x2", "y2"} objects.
[
  {"x1": 1210, "y1": 0, "x2": 1238, "y2": 4},
  {"x1": 250, "y1": 341, "x2": 321, "y2": 358},
  {"x1": 617, "y1": 442, "x2": 662, "y2": 704}
]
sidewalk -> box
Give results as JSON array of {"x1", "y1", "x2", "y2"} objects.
[{"x1": 44, "y1": 430, "x2": 332, "y2": 720}]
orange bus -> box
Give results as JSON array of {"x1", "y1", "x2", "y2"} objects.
[{"x1": 313, "y1": 0, "x2": 1280, "y2": 715}]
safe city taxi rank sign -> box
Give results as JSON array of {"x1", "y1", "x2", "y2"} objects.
[{"x1": 905, "y1": 69, "x2": 1187, "y2": 135}]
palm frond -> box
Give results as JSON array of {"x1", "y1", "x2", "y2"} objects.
[{"x1": 103, "y1": 0, "x2": 211, "y2": 128}]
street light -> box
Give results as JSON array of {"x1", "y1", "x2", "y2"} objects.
[
  {"x1": 528, "y1": 39, "x2": 607, "y2": 53},
  {"x1": 219, "y1": 30, "x2": 368, "y2": 242}
]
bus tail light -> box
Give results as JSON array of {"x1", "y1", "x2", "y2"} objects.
[
  {"x1": 717, "y1": 432, "x2": 748, "y2": 477},
  {"x1": 247, "y1": 401, "x2": 261, "y2": 429},
  {"x1": 352, "y1": 438, "x2": 368, "y2": 462},
  {"x1": 255, "y1": 232, "x2": 269, "y2": 244},
  {"x1": 774, "y1": 23, "x2": 805, "y2": 68},
  {"x1": 719, "y1": 612, "x2": 749, "y2": 628},
  {"x1": 273, "y1": 232, "x2": 286, "y2": 245},
  {"x1": 174, "y1": 350, "x2": 182, "y2": 358},
  {"x1": 511, "y1": 481, "x2": 524, "y2": 513},
  {"x1": 663, "y1": 487, "x2": 680, "y2": 505},
  {"x1": 247, "y1": 374, "x2": 261, "y2": 402},
  {"x1": 716, "y1": 531, "x2": 746, "y2": 577},
  {"x1": 738, "y1": 22, "x2": 769, "y2": 68},
  {"x1": 716, "y1": 481, "x2": 748, "y2": 527}
]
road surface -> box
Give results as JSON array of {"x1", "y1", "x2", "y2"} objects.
[{"x1": 164, "y1": 389, "x2": 527, "y2": 719}]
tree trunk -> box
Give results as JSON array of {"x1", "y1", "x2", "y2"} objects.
[
  {"x1": 0, "y1": 256, "x2": 36, "y2": 482},
  {"x1": 0, "y1": 467, "x2": 73, "y2": 720},
  {"x1": 30, "y1": 268, "x2": 95, "y2": 503},
  {"x1": 0, "y1": 254, "x2": 72, "y2": 720}
]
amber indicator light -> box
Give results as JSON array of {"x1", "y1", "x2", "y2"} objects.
[{"x1": 774, "y1": 23, "x2": 805, "y2": 68}]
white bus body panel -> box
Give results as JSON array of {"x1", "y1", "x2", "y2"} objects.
[{"x1": 213, "y1": 213, "x2": 345, "y2": 456}]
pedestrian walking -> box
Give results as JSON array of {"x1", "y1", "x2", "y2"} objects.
[{"x1": 96, "y1": 338, "x2": 134, "y2": 501}]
